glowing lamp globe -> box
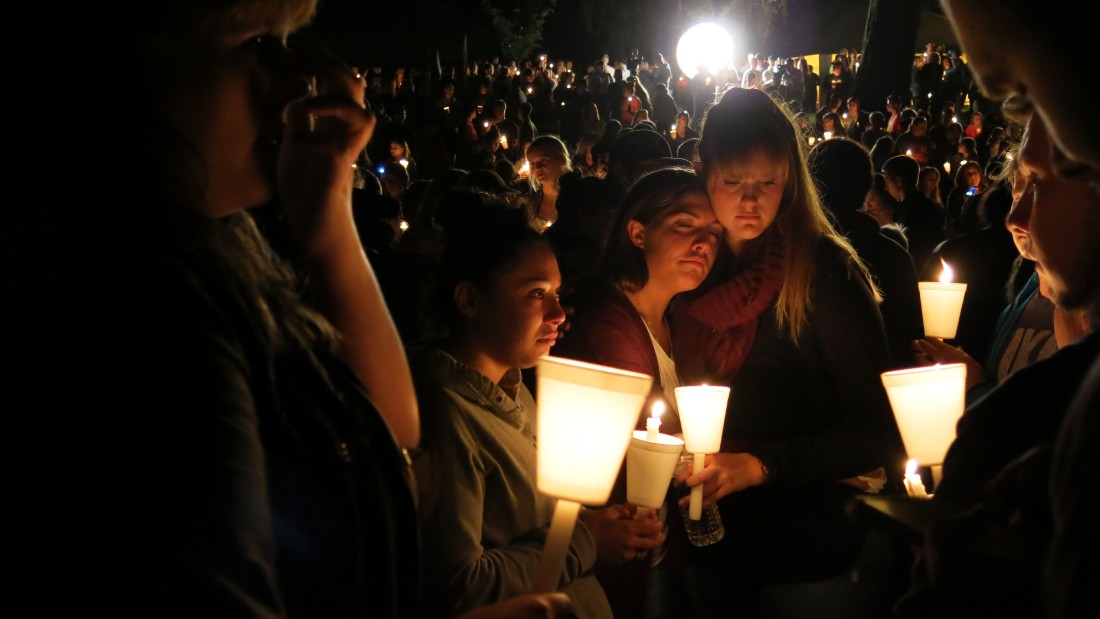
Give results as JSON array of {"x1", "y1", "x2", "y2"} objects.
[{"x1": 676, "y1": 22, "x2": 734, "y2": 80}]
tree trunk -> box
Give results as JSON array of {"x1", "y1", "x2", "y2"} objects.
[{"x1": 855, "y1": 0, "x2": 923, "y2": 115}]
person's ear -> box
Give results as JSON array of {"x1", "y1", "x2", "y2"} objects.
[
  {"x1": 627, "y1": 220, "x2": 646, "y2": 249},
  {"x1": 454, "y1": 281, "x2": 480, "y2": 319}
]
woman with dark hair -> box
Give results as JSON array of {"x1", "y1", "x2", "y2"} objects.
[
  {"x1": 555, "y1": 165, "x2": 721, "y2": 619},
  {"x1": 670, "y1": 88, "x2": 907, "y2": 618},
  {"x1": 946, "y1": 159, "x2": 987, "y2": 236},
  {"x1": 387, "y1": 137, "x2": 420, "y2": 181},
  {"x1": 409, "y1": 202, "x2": 658, "y2": 619}
]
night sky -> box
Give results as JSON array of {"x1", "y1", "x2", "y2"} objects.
[{"x1": 299, "y1": 0, "x2": 949, "y2": 73}]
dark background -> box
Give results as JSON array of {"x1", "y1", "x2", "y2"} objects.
[{"x1": 297, "y1": 0, "x2": 954, "y2": 74}]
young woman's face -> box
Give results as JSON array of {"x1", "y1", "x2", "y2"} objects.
[
  {"x1": 635, "y1": 193, "x2": 722, "y2": 294},
  {"x1": 920, "y1": 171, "x2": 940, "y2": 196},
  {"x1": 390, "y1": 141, "x2": 405, "y2": 159},
  {"x1": 469, "y1": 243, "x2": 566, "y2": 371},
  {"x1": 707, "y1": 153, "x2": 788, "y2": 253},
  {"x1": 164, "y1": 27, "x2": 307, "y2": 217},
  {"x1": 964, "y1": 166, "x2": 982, "y2": 188},
  {"x1": 528, "y1": 148, "x2": 565, "y2": 186}
]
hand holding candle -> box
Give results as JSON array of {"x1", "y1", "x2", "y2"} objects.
[{"x1": 675, "y1": 386, "x2": 730, "y2": 520}]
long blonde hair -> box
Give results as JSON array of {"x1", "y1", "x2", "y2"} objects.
[{"x1": 699, "y1": 87, "x2": 879, "y2": 341}]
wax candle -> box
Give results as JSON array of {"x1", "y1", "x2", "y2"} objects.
[
  {"x1": 646, "y1": 401, "x2": 665, "y2": 442},
  {"x1": 919, "y1": 259, "x2": 967, "y2": 339},
  {"x1": 903, "y1": 458, "x2": 930, "y2": 499}
]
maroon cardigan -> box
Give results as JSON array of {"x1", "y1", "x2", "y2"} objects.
[{"x1": 555, "y1": 284, "x2": 658, "y2": 381}]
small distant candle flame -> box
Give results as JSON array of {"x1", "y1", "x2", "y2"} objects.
[
  {"x1": 398, "y1": 158, "x2": 409, "y2": 169},
  {"x1": 939, "y1": 258, "x2": 955, "y2": 284},
  {"x1": 906, "y1": 149, "x2": 913, "y2": 157},
  {"x1": 943, "y1": 161, "x2": 951, "y2": 173},
  {"x1": 399, "y1": 219, "x2": 409, "y2": 231},
  {"x1": 823, "y1": 131, "x2": 833, "y2": 140}
]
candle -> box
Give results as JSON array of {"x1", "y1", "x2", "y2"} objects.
[
  {"x1": 398, "y1": 158, "x2": 409, "y2": 169},
  {"x1": 527, "y1": 86, "x2": 533, "y2": 94},
  {"x1": 952, "y1": 115, "x2": 958, "y2": 124},
  {"x1": 646, "y1": 401, "x2": 665, "y2": 441},
  {"x1": 808, "y1": 136, "x2": 816, "y2": 146},
  {"x1": 881, "y1": 363, "x2": 967, "y2": 466},
  {"x1": 943, "y1": 161, "x2": 951, "y2": 174},
  {"x1": 670, "y1": 124, "x2": 677, "y2": 139},
  {"x1": 919, "y1": 259, "x2": 967, "y2": 339},
  {"x1": 903, "y1": 459, "x2": 930, "y2": 498},
  {"x1": 531, "y1": 356, "x2": 653, "y2": 592},
  {"x1": 906, "y1": 149, "x2": 913, "y2": 157},
  {"x1": 675, "y1": 386, "x2": 730, "y2": 520},
  {"x1": 823, "y1": 131, "x2": 833, "y2": 140},
  {"x1": 483, "y1": 121, "x2": 490, "y2": 128}
]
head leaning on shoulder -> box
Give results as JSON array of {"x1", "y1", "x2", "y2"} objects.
[{"x1": 698, "y1": 87, "x2": 828, "y2": 247}]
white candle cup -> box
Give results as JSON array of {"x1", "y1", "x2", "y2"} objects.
[
  {"x1": 881, "y1": 363, "x2": 967, "y2": 466},
  {"x1": 532, "y1": 356, "x2": 653, "y2": 593},
  {"x1": 626, "y1": 431, "x2": 684, "y2": 509},
  {"x1": 919, "y1": 281, "x2": 967, "y2": 339},
  {"x1": 674, "y1": 385, "x2": 730, "y2": 455},
  {"x1": 535, "y1": 356, "x2": 653, "y2": 505}
]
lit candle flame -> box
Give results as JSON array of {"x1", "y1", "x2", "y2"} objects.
[
  {"x1": 483, "y1": 121, "x2": 490, "y2": 128},
  {"x1": 399, "y1": 219, "x2": 409, "y2": 231},
  {"x1": 823, "y1": 131, "x2": 833, "y2": 140},
  {"x1": 939, "y1": 258, "x2": 955, "y2": 284},
  {"x1": 651, "y1": 400, "x2": 666, "y2": 420},
  {"x1": 952, "y1": 116, "x2": 958, "y2": 123},
  {"x1": 943, "y1": 161, "x2": 951, "y2": 173},
  {"x1": 906, "y1": 149, "x2": 913, "y2": 157},
  {"x1": 906, "y1": 458, "x2": 919, "y2": 477}
]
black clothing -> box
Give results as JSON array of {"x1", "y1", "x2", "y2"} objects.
[
  {"x1": 675, "y1": 240, "x2": 908, "y2": 584},
  {"x1": 895, "y1": 192, "x2": 946, "y2": 274},
  {"x1": 936, "y1": 330, "x2": 1100, "y2": 508},
  {"x1": 833, "y1": 209, "x2": 925, "y2": 368},
  {"x1": 11, "y1": 210, "x2": 419, "y2": 618}
]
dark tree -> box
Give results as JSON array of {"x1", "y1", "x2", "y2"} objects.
[{"x1": 855, "y1": 0, "x2": 924, "y2": 114}]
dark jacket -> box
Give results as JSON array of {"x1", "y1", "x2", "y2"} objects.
[
  {"x1": 833, "y1": 209, "x2": 925, "y2": 368},
  {"x1": 10, "y1": 213, "x2": 419, "y2": 618},
  {"x1": 672, "y1": 238, "x2": 908, "y2": 584}
]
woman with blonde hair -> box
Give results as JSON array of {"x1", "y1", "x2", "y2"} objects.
[
  {"x1": 524, "y1": 135, "x2": 573, "y2": 231},
  {"x1": 670, "y1": 88, "x2": 906, "y2": 618}
]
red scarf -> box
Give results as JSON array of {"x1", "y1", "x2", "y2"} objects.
[{"x1": 673, "y1": 235, "x2": 786, "y2": 383}]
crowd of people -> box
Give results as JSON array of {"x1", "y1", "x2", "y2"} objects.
[{"x1": 9, "y1": 0, "x2": 1097, "y2": 618}]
